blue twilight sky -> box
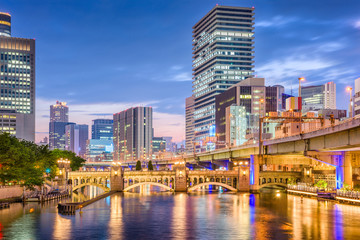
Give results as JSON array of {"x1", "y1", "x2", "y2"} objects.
[{"x1": 1, "y1": 0, "x2": 360, "y2": 142}]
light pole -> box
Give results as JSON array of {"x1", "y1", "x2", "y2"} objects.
[
  {"x1": 347, "y1": 87, "x2": 353, "y2": 118},
  {"x1": 298, "y1": 77, "x2": 305, "y2": 97}
]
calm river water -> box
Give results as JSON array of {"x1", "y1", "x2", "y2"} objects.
[{"x1": 1, "y1": 187, "x2": 360, "y2": 240}]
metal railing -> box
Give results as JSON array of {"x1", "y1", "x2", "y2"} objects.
[{"x1": 337, "y1": 190, "x2": 360, "y2": 199}]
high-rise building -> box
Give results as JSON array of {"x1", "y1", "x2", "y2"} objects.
[
  {"x1": 301, "y1": 82, "x2": 336, "y2": 112},
  {"x1": 185, "y1": 96, "x2": 195, "y2": 152},
  {"x1": 273, "y1": 85, "x2": 285, "y2": 111},
  {"x1": 49, "y1": 122, "x2": 75, "y2": 150},
  {"x1": 0, "y1": 12, "x2": 35, "y2": 141},
  {"x1": 113, "y1": 107, "x2": 153, "y2": 162},
  {"x1": 354, "y1": 78, "x2": 360, "y2": 116},
  {"x1": 65, "y1": 124, "x2": 88, "y2": 157},
  {"x1": 91, "y1": 119, "x2": 113, "y2": 140},
  {"x1": 192, "y1": 5, "x2": 255, "y2": 144},
  {"x1": 50, "y1": 101, "x2": 68, "y2": 122},
  {"x1": 152, "y1": 137, "x2": 166, "y2": 153},
  {"x1": 215, "y1": 78, "x2": 278, "y2": 147}
]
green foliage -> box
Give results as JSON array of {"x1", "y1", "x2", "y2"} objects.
[
  {"x1": 0, "y1": 133, "x2": 86, "y2": 189},
  {"x1": 148, "y1": 160, "x2": 154, "y2": 171},
  {"x1": 314, "y1": 180, "x2": 328, "y2": 189},
  {"x1": 341, "y1": 183, "x2": 351, "y2": 191},
  {"x1": 287, "y1": 178, "x2": 297, "y2": 185},
  {"x1": 136, "y1": 160, "x2": 142, "y2": 171}
]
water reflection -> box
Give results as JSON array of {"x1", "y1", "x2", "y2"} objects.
[{"x1": 1, "y1": 188, "x2": 360, "y2": 239}]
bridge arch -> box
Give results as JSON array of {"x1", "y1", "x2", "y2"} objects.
[
  {"x1": 187, "y1": 182, "x2": 237, "y2": 192},
  {"x1": 123, "y1": 182, "x2": 173, "y2": 192},
  {"x1": 72, "y1": 183, "x2": 110, "y2": 192}
]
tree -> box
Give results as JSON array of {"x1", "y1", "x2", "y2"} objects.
[
  {"x1": 315, "y1": 180, "x2": 328, "y2": 189},
  {"x1": 51, "y1": 149, "x2": 86, "y2": 171},
  {"x1": 136, "y1": 160, "x2": 142, "y2": 171},
  {"x1": 148, "y1": 160, "x2": 154, "y2": 171}
]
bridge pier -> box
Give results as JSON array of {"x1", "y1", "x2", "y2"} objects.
[
  {"x1": 250, "y1": 155, "x2": 260, "y2": 193},
  {"x1": 174, "y1": 164, "x2": 187, "y2": 192},
  {"x1": 336, "y1": 152, "x2": 353, "y2": 189},
  {"x1": 110, "y1": 164, "x2": 124, "y2": 191}
]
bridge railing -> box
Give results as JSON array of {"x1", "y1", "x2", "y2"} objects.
[
  {"x1": 287, "y1": 184, "x2": 318, "y2": 193},
  {"x1": 337, "y1": 190, "x2": 360, "y2": 199}
]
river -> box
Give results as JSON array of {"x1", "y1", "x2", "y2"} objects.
[{"x1": 1, "y1": 187, "x2": 360, "y2": 239}]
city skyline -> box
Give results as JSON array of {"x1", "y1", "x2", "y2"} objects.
[{"x1": 1, "y1": 0, "x2": 360, "y2": 143}]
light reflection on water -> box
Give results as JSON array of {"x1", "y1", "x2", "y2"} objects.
[{"x1": 1, "y1": 187, "x2": 360, "y2": 239}]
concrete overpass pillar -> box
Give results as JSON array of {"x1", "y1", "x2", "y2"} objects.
[
  {"x1": 238, "y1": 166, "x2": 250, "y2": 191},
  {"x1": 174, "y1": 164, "x2": 187, "y2": 192},
  {"x1": 250, "y1": 155, "x2": 260, "y2": 193},
  {"x1": 336, "y1": 152, "x2": 353, "y2": 189},
  {"x1": 110, "y1": 164, "x2": 124, "y2": 191}
]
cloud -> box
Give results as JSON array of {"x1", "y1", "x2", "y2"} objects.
[
  {"x1": 172, "y1": 72, "x2": 192, "y2": 81},
  {"x1": 354, "y1": 20, "x2": 360, "y2": 29},
  {"x1": 257, "y1": 55, "x2": 336, "y2": 81},
  {"x1": 256, "y1": 16, "x2": 297, "y2": 28},
  {"x1": 170, "y1": 65, "x2": 183, "y2": 70},
  {"x1": 35, "y1": 98, "x2": 185, "y2": 143},
  {"x1": 316, "y1": 42, "x2": 344, "y2": 53}
]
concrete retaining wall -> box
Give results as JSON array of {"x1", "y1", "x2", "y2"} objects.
[{"x1": 0, "y1": 186, "x2": 23, "y2": 199}]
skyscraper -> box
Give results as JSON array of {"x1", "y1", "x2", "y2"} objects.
[
  {"x1": 65, "y1": 124, "x2": 88, "y2": 157},
  {"x1": 355, "y1": 78, "x2": 360, "y2": 116},
  {"x1": 49, "y1": 101, "x2": 70, "y2": 150},
  {"x1": 185, "y1": 96, "x2": 195, "y2": 152},
  {"x1": 50, "y1": 101, "x2": 68, "y2": 122},
  {"x1": 113, "y1": 107, "x2": 153, "y2": 162},
  {"x1": 301, "y1": 82, "x2": 336, "y2": 112},
  {"x1": 0, "y1": 12, "x2": 35, "y2": 141},
  {"x1": 91, "y1": 119, "x2": 113, "y2": 140},
  {"x1": 192, "y1": 5, "x2": 255, "y2": 144}
]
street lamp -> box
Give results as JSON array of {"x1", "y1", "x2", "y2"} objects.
[
  {"x1": 347, "y1": 87, "x2": 353, "y2": 118},
  {"x1": 298, "y1": 77, "x2": 305, "y2": 97}
]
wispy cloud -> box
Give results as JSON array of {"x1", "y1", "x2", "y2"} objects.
[
  {"x1": 172, "y1": 72, "x2": 192, "y2": 81},
  {"x1": 170, "y1": 65, "x2": 183, "y2": 71},
  {"x1": 354, "y1": 20, "x2": 360, "y2": 29},
  {"x1": 256, "y1": 16, "x2": 297, "y2": 28}
]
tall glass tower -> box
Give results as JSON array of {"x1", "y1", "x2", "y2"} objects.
[
  {"x1": 0, "y1": 12, "x2": 36, "y2": 141},
  {"x1": 192, "y1": 5, "x2": 255, "y2": 145}
]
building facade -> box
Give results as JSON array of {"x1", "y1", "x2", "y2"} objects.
[
  {"x1": 86, "y1": 139, "x2": 113, "y2": 162},
  {"x1": 215, "y1": 78, "x2": 278, "y2": 147},
  {"x1": 185, "y1": 96, "x2": 195, "y2": 152},
  {"x1": 91, "y1": 119, "x2": 113, "y2": 140},
  {"x1": 192, "y1": 5, "x2": 255, "y2": 144},
  {"x1": 65, "y1": 124, "x2": 88, "y2": 156},
  {"x1": 0, "y1": 12, "x2": 35, "y2": 141},
  {"x1": 113, "y1": 107, "x2": 153, "y2": 162},
  {"x1": 50, "y1": 101, "x2": 68, "y2": 122},
  {"x1": 301, "y1": 82, "x2": 336, "y2": 112},
  {"x1": 49, "y1": 122, "x2": 74, "y2": 150},
  {"x1": 355, "y1": 78, "x2": 360, "y2": 116},
  {"x1": 152, "y1": 137, "x2": 166, "y2": 153}
]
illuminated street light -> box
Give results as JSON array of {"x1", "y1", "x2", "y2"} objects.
[
  {"x1": 298, "y1": 77, "x2": 305, "y2": 97},
  {"x1": 347, "y1": 87, "x2": 353, "y2": 118}
]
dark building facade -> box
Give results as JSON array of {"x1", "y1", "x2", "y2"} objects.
[
  {"x1": 91, "y1": 119, "x2": 113, "y2": 140},
  {"x1": 152, "y1": 137, "x2": 166, "y2": 153},
  {"x1": 49, "y1": 122, "x2": 75, "y2": 150},
  {"x1": 113, "y1": 107, "x2": 153, "y2": 162}
]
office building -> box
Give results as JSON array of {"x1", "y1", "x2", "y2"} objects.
[
  {"x1": 91, "y1": 119, "x2": 113, "y2": 140},
  {"x1": 49, "y1": 122, "x2": 74, "y2": 150},
  {"x1": 0, "y1": 12, "x2": 35, "y2": 141},
  {"x1": 152, "y1": 137, "x2": 166, "y2": 153},
  {"x1": 50, "y1": 101, "x2": 68, "y2": 122},
  {"x1": 273, "y1": 85, "x2": 285, "y2": 111},
  {"x1": 65, "y1": 124, "x2": 88, "y2": 156},
  {"x1": 301, "y1": 82, "x2": 336, "y2": 112},
  {"x1": 113, "y1": 107, "x2": 153, "y2": 162},
  {"x1": 215, "y1": 78, "x2": 278, "y2": 147},
  {"x1": 355, "y1": 78, "x2": 360, "y2": 116},
  {"x1": 318, "y1": 109, "x2": 346, "y2": 119},
  {"x1": 192, "y1": 5, "x2": 255, "y2": 144},
  {"x1": 185, "y1": 96, "x2": 195, "y2": 152},
  {"x1": 86, "y1": 139, "x2": 113, "y2": 162}
]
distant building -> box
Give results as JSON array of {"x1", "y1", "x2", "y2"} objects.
[
  {"x1": 355, "y1": 78, "x2": 360, "y2": 116},
  {"x1": 317, "y1": 109, "x2": 346, "y2": 119},
  {"x1": 0, "y1": 12, "x2": 36, "y2": 141},
  {"x1": 215, "y1": 78, "x2": 279, "y2": 147},
  {"x1": 86, "y1": 139, "x2": 113, "y2": 162},
  {"x1": 38, "y1": 136, "x2": 48, "y2": 146},
  {"x1": 162, "y1": 136, "x2": 173, "y2": 152},
  {"x1": 49, "y1": 122, "x2": 75, "y2": 150},
  {"x1": 281, "y1": 93, "x2": 293, "y2": 111},
  {"x1": 50, "y1": 101, "x2": 68, "y2": 123},
  {"x1": 152, "y1": 137, "x2": 166, "y2": 153},
  {"x1": 91, "y1": 119, "x2": 113, "y2": 140},
  {"x1": 113, "y1": 107, "x2": 153, "y2": 162},
  {"x1": 65, "y1": 124, "x2": 88, "y2": 156},
  {"x1": 301, "y1": 82, "x2": 336, "y2": 112},
  {"x1": 192, "y1": 5, "x2": 255, "y2": 143},
  {"x1": 273, "y1": 85, "x2": 285, "y2": 111},
  {"x1": 185, "y1": 96, "x2": 195, "y2": 153}
]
